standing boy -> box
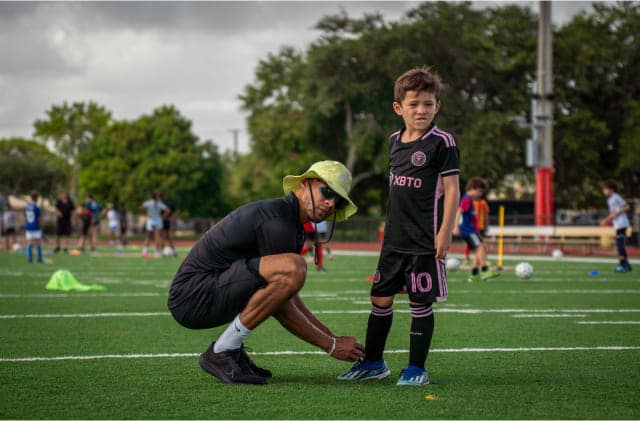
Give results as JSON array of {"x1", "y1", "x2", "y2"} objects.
[
  {"x1": 454, "y1": 177, "x2": 499, "y2": 282},
  {"x1": 338, "y1": 67, "x2": 460, "y2": 386},
  {"x1": 600, "y1": 179, "x2": 632, "y2": 273},
  {"x1": 24, "y1": 191, "x2": 43, "y2": 263}
]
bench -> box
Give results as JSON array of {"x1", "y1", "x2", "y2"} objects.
[{"x1": 482, "y1": 225, "x2": 632, "y2": 255}]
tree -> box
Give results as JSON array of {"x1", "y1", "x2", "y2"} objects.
[
  {"x1": 0, "y1": 138, "x2": 69, "y2": 197},
  {"x1": 78, "y1": 106, "x2": 229, "y2": 217},
  {"x1": 33, "y1": 101, "x2": 112, "y2": 198}
]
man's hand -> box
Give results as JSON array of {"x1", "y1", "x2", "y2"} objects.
[
  {"x1": 435, "y1": 230, "x2": 452, "y2": 260},
  {"x1": 330, "y1": 336, "x2": 365, "y2": 362}
]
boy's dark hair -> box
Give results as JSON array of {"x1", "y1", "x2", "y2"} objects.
[
  {"x1": 394, "y1": 67, "x2": 442, "y2": 103},
  {"x1": 603, "y1": 179, "x2": 617, "y2": 191},
  {"x1": 466, "y1": 177, "x2": 488, "y2": 192},
  {"x1": 30, "y1": 191, "x2": 39, "y2": 202}
]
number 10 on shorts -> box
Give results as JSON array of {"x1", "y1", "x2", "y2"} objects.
[{"x1": 410, "y1": 272, "x2": 432, "y2": 293}]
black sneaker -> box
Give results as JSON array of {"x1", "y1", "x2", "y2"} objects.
[
  {"x1": 239, "y1": 345, "x2": 272, "y2": 378},
  {"x1": 199, "y1": 342, "x2": 266, "y2": 385}
]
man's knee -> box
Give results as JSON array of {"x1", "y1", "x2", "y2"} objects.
[{"x1": 261, "y1": 253, "x2": 307, "y2": 293}]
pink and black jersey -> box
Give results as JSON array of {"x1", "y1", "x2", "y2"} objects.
[{"x1": 383, "y1": 124, "x2": 460, "y2": 254}]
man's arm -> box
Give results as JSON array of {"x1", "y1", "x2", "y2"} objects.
[
  {"x1": 436, "y1": 175, "x2": 460, "y2": 259},
  {"x1": 272, "y1": 294, "x2": 363, "y2": 361}
]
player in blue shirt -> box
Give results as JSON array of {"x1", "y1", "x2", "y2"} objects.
[
  {"x1": 24, "y1": 191, "x2": 43, "y2": 263},
  {"x1": 601, "y1": 179, "x2": 632, "y2": 273},
  {"x1": 78, "y1": 194, "x2": 103, "y2": 252},
  {"x1": 454, "y1": 177, "x2": 499, "y2": 282}
]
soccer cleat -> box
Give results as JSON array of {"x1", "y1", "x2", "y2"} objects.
[
  {"x1": 615, "y1": 264, "x2": 630, "y2": 273},
  {"x1": 480, "y1": 270, "x2": 500, "y2": 281},
  {"x1": 467, "y1": 274, "x2": 482, "y2": 283},
  {"x1": 396, "y1": 365, "x2": 429, "y2": 386},
  {"x1": 337, "y1": 359, "x2": 391, "y2": 381},
  {"x1": 239, "y1": 345, "x2": 272, "y2": 378},
  {"x1": 199, "y1": 342, "x2": 266, "y2": 385}
]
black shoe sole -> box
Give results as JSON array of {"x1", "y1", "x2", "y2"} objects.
[{"x1": 199, "y1": 352, "x2": 266, "y2": 385}]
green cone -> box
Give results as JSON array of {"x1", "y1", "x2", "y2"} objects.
[{"x1": 46, "y1": 269, "x2": 106, "y2": 292}]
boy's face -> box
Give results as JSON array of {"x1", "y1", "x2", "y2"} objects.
[
  {"x1": 393, "y1": 90, "x2": 440, "y2": 132},
  {"x1": 468, "y1": 188, "x2": 483, "y2": 200},
  {"x1": 602, "y1": 187, "x2": 612, "y2": 197}
]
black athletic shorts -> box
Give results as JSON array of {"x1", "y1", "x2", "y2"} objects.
[
  {"x1": 81, "y1": 217, "x2": 91, "y2": 235},
  {"x1": 371, "y1": 248, "x2": 448, "y2": 303},
  {"x1": 168, "y1": 258, "x2": 266, "y2": 329},
  {"x1": 462, "y1": 232, "x2": 482, "y2": 251},
  {"x1": 304, "y1": 231, "x2": 316, "y2": 242},
  {"x1": 56, "y1": 219, "x2": 72, "y2": 236},
  {"x1": 162, "y1": 219, "x2": 171, "y2": 231}
]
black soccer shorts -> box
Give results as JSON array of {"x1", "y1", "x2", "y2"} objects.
[
  {"x1": 168, "y1": 258, "x2": 266, "y2": 329},
  {"x1": 371, "y1": 247, "x2": 448, "y2": 303},
  {"x1": 462, "y1": 232, "x2": 482, "y2": 251}
]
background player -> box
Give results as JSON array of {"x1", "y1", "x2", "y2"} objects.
[
  {"x1": 600, "y1": 179, "x2": 632, "y2": 273},
  {"x1": 159, "y1": 193, "x2": 178, "y2": 257},
  {"x1": 24, "y1": 191, "x2": 43, "y2": 263},
  {"x1": 140, "y1": 192, "x2": 168, "y2": 258},
  {"x1": 338, "y1": 67, "x2": 460, "y2": 386},
  {"x1": 54, "y1": 191, "x2": 75, "y2": 253},
  {"x1": 454, "y1": 177, "x2": 499, "y2": 282}
]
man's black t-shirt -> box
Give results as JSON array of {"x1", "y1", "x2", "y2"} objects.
[
  {"x1": 172, "y1": 193, "x2": 304, "y2": 284},
  {"x1": 55, "y1": 199, "x2": 75, "y2": 223},
  {"x1": 383, "y1": 124, "x2": 460, "y2": 254}
]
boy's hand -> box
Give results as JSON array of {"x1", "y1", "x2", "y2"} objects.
[{"x1": 435, "y1": 230, "x2": 452, "y2": 259}]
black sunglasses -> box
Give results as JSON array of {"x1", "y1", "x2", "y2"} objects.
[{"x1": 319, "y1": 185, "x2": 347, "y2": 210}]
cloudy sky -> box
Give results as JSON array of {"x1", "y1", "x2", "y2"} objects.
[{"x1": 0, "y1": 1, "x2": 593, "y2": 153}]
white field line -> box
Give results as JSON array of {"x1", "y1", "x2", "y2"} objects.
[
  {"x1": 2, "y1": 308, "x2": 640, "y2": 319},
  {"x1": 512, "y1": 314, "x2": 587, "y2": 318},
  {"x1": 332, "y1": 250, "x2": 640, "y2": 265},
  {"x1": 3, "y1": 346, "x2": 640, "y2": 363},
  {"x1": 576, "y1": 321, "x2": 640, "y2": 325},
  {"x1": 0, "y1": 292, "x2": 161, "y2": 299}
]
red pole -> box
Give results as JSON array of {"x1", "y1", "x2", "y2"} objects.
[{"x1": 535, "y1": 167, "x2": 554, "y2": 225}]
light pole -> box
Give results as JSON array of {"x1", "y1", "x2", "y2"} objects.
[{"x1": 534, "y1": 1, "x2": 554, "y2": 226}]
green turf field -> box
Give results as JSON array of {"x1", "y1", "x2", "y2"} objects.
[{"x1": 1, "y1": 248, "x2": 639, "y2": 419}]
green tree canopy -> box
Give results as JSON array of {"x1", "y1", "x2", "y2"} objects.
[
  {"x1": 239, "y1": 1, "x2": 639, "y2": 212},
  {"x1": 33, "y1": 101, "x2": 112, "y2": 198},
  {"x1": 0, "y1": 138, "x2": 69, "y2": 197},
  {"x1": 78, "y1": 106, "x2": 229, "y2": 217}
]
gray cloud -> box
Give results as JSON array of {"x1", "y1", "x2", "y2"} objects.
[{"x1": 0, "y1": 1, "x2": 592, "y2": 153}]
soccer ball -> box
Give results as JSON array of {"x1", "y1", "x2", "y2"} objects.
[
  {"x1": 551, "y1": 249, "x2": 564, "y2": 260},
  {"x1": 445, "y1": 257, "x2": 461, "y2": 271},
  {"x1": 162, "y1": 246, "x2": 175, "y2": 257},
  {"x1": 12, "y1": 243, "x2": 21, "y2": 252},
  {"x1": 515, "y1": 262, "x2": 533, "y2": 279}
]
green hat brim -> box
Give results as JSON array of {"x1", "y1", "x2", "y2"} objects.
[{"x1": 283, "y1": 162, "x2": 357, "y2": 222}]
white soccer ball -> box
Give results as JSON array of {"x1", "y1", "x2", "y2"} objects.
[
  {"x1": 162, "y1": 246, "x2": 174, "y2": 257},
  {"x1": 551, "y1": 249, "x2": 564, "y2": 260},
  {"x1": 12, "y1": 243, "x2": 21, "y2": 252},
  {"x1": 515, "y1": 262, "x2": 534, "y2": 279},
  {"x1": 446, "y1": 257, "x2": 461, "y2": 271}
]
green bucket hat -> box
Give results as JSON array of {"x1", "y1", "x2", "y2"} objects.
[{"x1": 283, "y1": 160, "x2": 358, "y2": 222}]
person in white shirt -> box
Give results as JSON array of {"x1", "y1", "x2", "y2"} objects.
[
  {"x1": 106, "y1": 204, "x2": 119, "y2": 247},
  {"x1": 140, "y1": 192, "x2": 168, "y2": 258},
  {"x1": 601, "y1": 179, "x2": 632, "y2": 273}
]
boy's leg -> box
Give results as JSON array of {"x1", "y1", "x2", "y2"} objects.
[
  {"x1": 397, "y1": 254, "x2": 444, "y2": 386},
  {"x1": 36, "y1": 240, "x2": 43, "y2": 262},
  {"x1": 338, "y1": 249, "x2": 404, "y2": 381},
  {"x1": 615, "y1": 228, "x2": 631, "y2": 271},
  {"x1": 27, "y1": 240, "x2": 33, "y2": 262}
]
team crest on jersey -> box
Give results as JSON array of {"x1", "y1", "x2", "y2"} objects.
[
  {"x1": 373, "y1": 270, "x2": 381, "y2": 283},
  {"x1": 411, "y1": 151, "x2": 427, "y2": 167}
]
